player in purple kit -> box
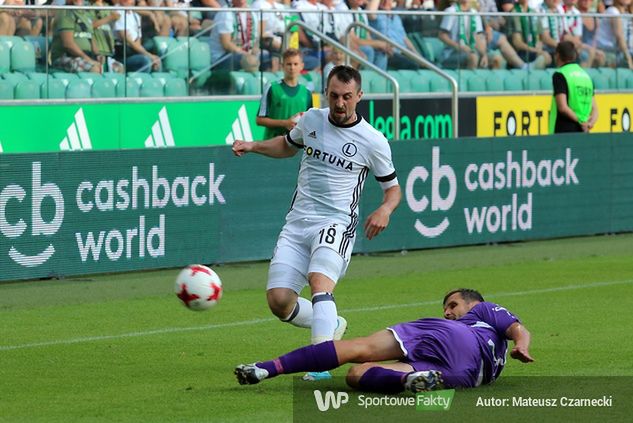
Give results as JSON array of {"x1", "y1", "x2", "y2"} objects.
[{"x1": 235, "y1": 288, "x2": 533, "y2": 393}]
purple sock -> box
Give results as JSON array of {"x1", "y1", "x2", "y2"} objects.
[
  {"x1": 256, "y1": 341, "x2": 339, "y2": 378},
  {"x1": 358, "y1": 367, "x2": 407, "y2": 394}
]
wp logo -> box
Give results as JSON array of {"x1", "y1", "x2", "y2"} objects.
[{"x1": 313, "y1": 390, "x2": 349, "y2": 412}]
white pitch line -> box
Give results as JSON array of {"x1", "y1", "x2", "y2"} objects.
[{"x1": 1, "y1": 279, "x2": 632, "y2": 352}]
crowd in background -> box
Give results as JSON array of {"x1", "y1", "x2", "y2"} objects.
[{"x1": 0, "y1": 0, "x2": 631, "y2": 75}]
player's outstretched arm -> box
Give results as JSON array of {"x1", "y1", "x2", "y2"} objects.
[
  {"x1": 364, "y1": 185, "x2": 401, "y2": 240},
  {"x1": 506, "y1": 322, "x2": 534, "y2": 363},
  {"x1": 232, "y1": 136, "x2": 298, "y2": 159}
]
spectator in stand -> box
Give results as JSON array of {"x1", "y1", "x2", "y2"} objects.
[
  {"x1": 208, "y1": 0, "x2": 268, "y2": 71},
  {"x1": 338, "y1": 0, "x2": 392, "y2": 71},
  {"x1": 478, "y1": 0, "x2": 536, "y2": 69},
  {"x1": 561, "y1": 0, "x2": 605, "y2": 66},
  {"x1": 190, "y1": 0, "x2": 227, "y2": 30},
  {"x1": 90, "y1": 0, "x2": 125, "y2": 72},
  {"x1": 0, "y1": 0, "x2": 18, "y2": 36},
  {"x1": 253, "y1": 0, "x2": 289, "y2": 71},
  {"x1": 539, "y1": 0, "x2": 565, "y2": 55},
  {"x1": 368, "y1": 0, "x2": 421, "y2": 70},
  {"x1": 595, "y1": 0, "x2": 633, "y2": 68},
  {"x1": 50, "y1": 0, "x2": 102, "y2": 73},
  {"x1": 293, "y1": 0, "x2": 328, "y2": 70},
  {"x1": 15, "y1": 0, "x2": 44, "y2": 36},
  {"x1": 578, "y1": 0, "x2": 602, "y2": 56},
  {"x1": 437, "y1": 0, "x2": 488, "y2": 69},
  {"x1": 508, "y1": 0, "x2": 552, "y2": 68},
  {"x1": 114, "y1": 0, "x2": 162, "y2": 72}
]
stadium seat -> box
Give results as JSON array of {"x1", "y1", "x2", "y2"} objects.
[
  {"x1": 422, "y1": 37, "x2": 445, "y2": 64},
  {"x1": 2, "y1": 72, "x2": 28, "y2": 84},
  {"x1": 140, "y1": 78, "x2": 164, "y2": 97},
  {"x1": 151, "y1": 36, "x2": 176, "y2": 56},
  {"x1": 66, "y1": 79, "x2": 91, "y2": 98},
  {"x1": 164, "y1": 77, "x2": 187, "y2": 96},
  {"x1": 0, "y1": 79, "x2": 14, "y2": 99},
  {"x1": 615, "y1": 68, "x2": 633, "y2": 89},
  {"x1": 77, "y1": 72, "x2": 101, "y2": 86},
  {"x1": 484, "y1": 72, "x2": 504, "y2": 92},
  {"x1": 14, "y1": 79, "x2": 40, "y2": 99},
  {"x1": 503, "y1": 72, "x2": 524, "y2": 91},
  {"x1": 128, "y1": 71, "x2": 153, "y2": 87},
  {"x1": 150, "y1": 72, "x2": 173, "y2": 86},
  {"x1": 163, "y1": 39, "x2": 189, "y2": 79},
  {"x1": 40, "y1": 78, "x2": 66, "y2": 99},
  {"x1": 10, "y1": 39, "x2": 36, "y2": 72},
  {"x1": 0, "y1": 35, "x2": 23, "y2": 50},
  {"x1": 598, "y1": 67, "x2": 616, "y2": 89},
  {"x1": 26, "y1": 71, "x2": 48, "y2": 85},
  {"x1": 0, "y1": 42, "x2": 10, "y2": 73},
  {"x1": 53, "y1": 72, "x2": 79, "y2": 87},
  {"x1": 243, "y1": 73, "x2": 263, "y2": 95},
  {"x1": 22, "y1": 35, "x2": 48, "y2": 69},
  {"x1": 539, "y1": 72, "x2": 553, "y2": 91},
  {"x1": 91, "y1": 78, "x2": 116, "y2": 98},
  {"x1": 230, "y1": 71, "x2": 254, "y2": 94},
  {"x1": 525, "y1": 70, "x2": 546, "y2": 91},
  {"x1": 395, "y1": 70, "x2": 419, "y2": 93},
  {"x1": 466, "y1": 73, "x2": 486, "y2": 92},
  {"x1": 116, "y1": 77, "x2": 140, "y2": 97},
  {"x1": 587, "y1": 68, "x2": 608, "y2": 90},
  {"x1": 188, "y1": 40, "x2": 211, "y2": 87},
  {"x1": 102, "y1": 72, "x2": 124, "y2": 89}
]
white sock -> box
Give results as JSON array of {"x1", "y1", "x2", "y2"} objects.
[
  {"x1": 281, "y1": 297, "x2": 313, "y2": 328},
  {"x1": 311, "y1": 292, "x2": 337, "y2": 345}
]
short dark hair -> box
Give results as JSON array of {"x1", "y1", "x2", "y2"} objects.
[
  {"x1": 443, "y1": 288, "x2": 484, "y2": 306},
  {"x1": 556, "y1": 41, "x2": 578, "y2": 63},
  {"x1": 327, "y1": 65, "x2": 362, "y2": 92}
]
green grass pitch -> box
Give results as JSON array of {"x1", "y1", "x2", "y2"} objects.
[{"x1": 1, "y1": 234, "x2": 632, "y2": 422}]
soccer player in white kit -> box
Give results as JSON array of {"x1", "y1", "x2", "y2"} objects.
[{"x1": 232, "y1": 65, "x2": 401, "y2": 380}]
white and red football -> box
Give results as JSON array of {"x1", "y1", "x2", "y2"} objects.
[{"x1": 175, "y1": 265, "x2": 223, "y2": 311}]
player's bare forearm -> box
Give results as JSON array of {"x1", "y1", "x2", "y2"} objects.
[
  {"x1": 256, "y1": 116, "x2": 294, "y2": 131},
  {"x1": 232, "y1": 136, "x2": 298, "y2": 158},
  {"x1": 363, "y1": 185, "x2": 401, "y2": 240},
  {"x1": 506, "y1": 322, "x2": 534, "y2": 363}
]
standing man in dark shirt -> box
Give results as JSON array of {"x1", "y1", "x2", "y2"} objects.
[{"x1": 549, "y1": 40, "x2": 598, "y2": 133}]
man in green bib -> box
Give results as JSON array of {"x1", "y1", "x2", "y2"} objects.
[
  {"x1": 256, "y1": 48, "x2": 313, "y2": 139},
  {"x1": 549, "y1": 41, "x2": 598, "y2": 133}
]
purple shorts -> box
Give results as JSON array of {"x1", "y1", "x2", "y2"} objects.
[{"x1": 388, "y1": 318, "x2": 483, "y2": 388}]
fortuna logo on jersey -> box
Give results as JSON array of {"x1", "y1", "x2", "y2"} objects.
[{"x1": 304, "y1": 146, "x2": 354, "y2": 171}]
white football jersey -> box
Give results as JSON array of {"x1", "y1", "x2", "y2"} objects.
[{"x1": 285, "y1": 107, "x2": 398, "y2": 229}]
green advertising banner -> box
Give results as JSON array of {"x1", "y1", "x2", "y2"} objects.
[
  {"x1": 0, "y1": 100, "x2": 265, "y2": 154},
  {"x1": 1, "y1": 133, "x2": 632, "y2": 282}
]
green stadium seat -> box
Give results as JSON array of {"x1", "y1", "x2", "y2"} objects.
[
  {"x1": 0, "y1": 79, "x2": 14, "y2": 99},
  {"x1": 66, "y1": 79, "x2": 91, "y2": 98},
  {"x1": 116, "y1": 77, "x2": 141, "y2": 97},
  {"x1": 151, "y1": 36, "x2": 176, "y2": 56},
  {"x1": 503, "y1": 72, "x2": 524, "y2": 91},
  {"x1": 128, "y1": 71, "x2": 153, "y2": 88},
  {"x1": 421, "y1": 37, "x2": 445, "y2": 64},
  {"x1": 395, "y1": 70, "x2": 419, "y2": 93},
  {"x1": 164, "y1": 77, "x2": 187, "y2": 96},
  {"x1": 305, "y1": 70, "x2": 322, "y2": 92},
  {"x1": 163, "y1": 39, "x2": 189, "y2": 78},
  {"x1": 53, "y1": 72, "x2": 79, "y2": 87},
  {"x1": 10, "y1": 39, "x2": 35, "y2": 72},
  {"x1": 26, "y1": 71, "x2": 48, "y2": 85},
  {"x1": 586, "y1": 68, "x2": 608, "y2": 90},
  {"x1": 40, "y1": 78, "x2": 66, "y2": 99},
  {"x1": 598, "y1": 67, "x2": 616, "y2": 89},
  {"x1": 484, "y1": 72, "x2": 504, "y2": 92},
  {"x1": 0, "y1": 42, "x2": 10, "y2": 73},
  {"x1": 2, "y1": 72, "x2": 28, "y2": 84},
  {"x1": 230, "y1": 71, "x2": 254, "y2": 94},
  {"x1": 22, "y1": 35, "x2": 48, "y2": 69},
  {"x1": 188, "y1": 40, "x2": 211, "y2": 87},
  {"x1": 525, "y1": 70, "x2": 547, "y2": 90},
  {"x1": 77, "y1": 72, "x2": 102, "y2": 86},
  {"x1": 615, "y1": 68, "x2": 633, "y2": 89},
  {"x1": 0, "y1": 36, "x2": 23, "y2": 50},
  {"x1": 243, "y1": 73, "x2": 263, "y2": 95},
  {"x1": 91, "y1": 78, "x2": 116, "y2": 98},
  {"x1": 466, "y1": 73, "x2": 486, "y2": 92},
  {"x1": 140, "y1": 79, "x2": 164, "y2": 97},
  {"x1": 14, "y1": 79, "x2": 40, "y2": 99},
  {"x1": 539, "y1": 72, "x2": 553, "y2": 91},
  {"x1": 102, "y1": 72, "x2": 124, "y2": 90}
]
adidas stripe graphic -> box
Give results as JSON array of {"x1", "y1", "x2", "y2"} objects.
[
  {"x1": 225, "y1": 104, "x2": 253, "y2": 145},
  {"x1": 145, "y1": 107, "x2": 175, "y2": 148},
  {"x1": 59, "y1": 108, "x2": 92, "y2": 151}
]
